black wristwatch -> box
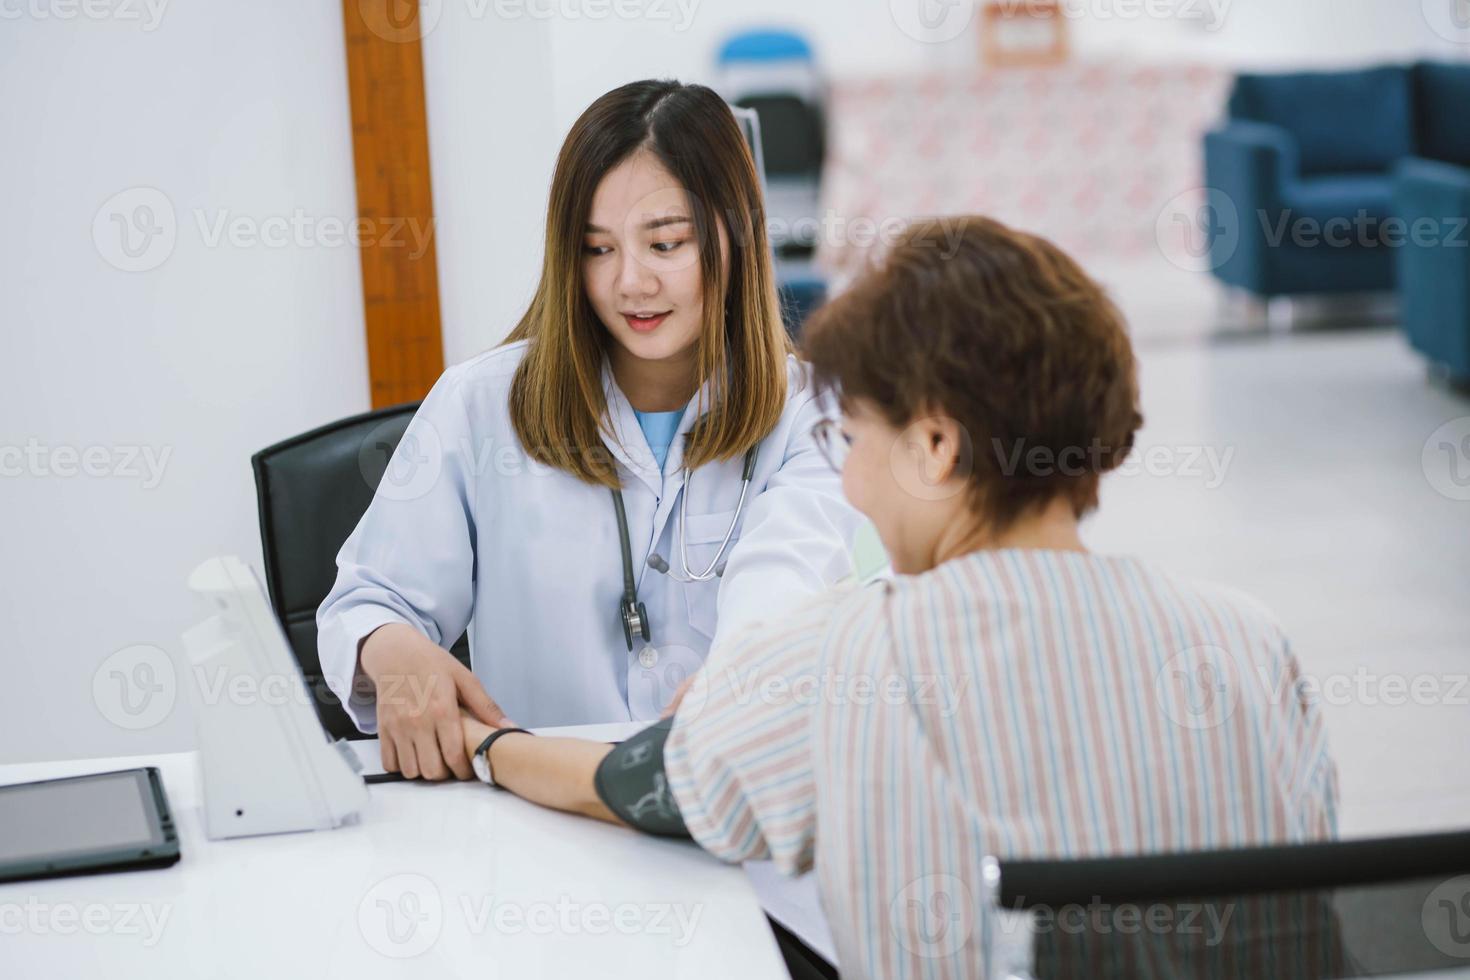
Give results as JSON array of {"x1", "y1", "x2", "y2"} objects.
[{"x1": 471, "y1": 728, "x2": 530, "y2": 787}]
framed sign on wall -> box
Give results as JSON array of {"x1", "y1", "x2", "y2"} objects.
[{"x1": 981, "y1": 0, "x2": 1071, "y2": 68}]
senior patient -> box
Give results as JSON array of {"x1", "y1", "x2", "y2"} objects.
[{"x1": 456, "y1": 216, "x2": 1339, "y2": 978}]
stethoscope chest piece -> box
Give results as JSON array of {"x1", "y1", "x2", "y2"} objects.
[
  {"x1": 609, "y1": 444, "x2": 760, "y2": 652},
  {"x1": 621, "y1": 596, "x2": 650, "y2": 652}
]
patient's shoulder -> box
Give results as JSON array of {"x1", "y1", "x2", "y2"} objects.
[
  {"x1": 707, "y1": 580, "x2": 874, "y2": 669},
  {"x1": 1157, "y1": 564, "x2": 1289, "y2": 643},
  {"x1": 1118, "y1": 561, "x2": 1297, "y2": 678}
]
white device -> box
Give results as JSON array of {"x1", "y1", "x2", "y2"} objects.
[{"x1": 181, "y1": 556, "x2": 368, "y2": 840}]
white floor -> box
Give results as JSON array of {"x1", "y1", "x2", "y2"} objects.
[{"x1": 1084, "y1": 319, "x2": 1470, "y2": 839}]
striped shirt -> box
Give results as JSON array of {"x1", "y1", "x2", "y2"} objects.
[{"x1": 664, "y1": 548, "x2": 1338, "y2": 980}]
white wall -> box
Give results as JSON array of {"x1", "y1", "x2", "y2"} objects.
[
  {"x1": 1067, "y1": 0, "x2": 1469, "y2": 67},
  {"x1": 0, "y1": 2, "x2": 372, "y2": 762},
  {"x1": 421, "y1": 7, "x2": 559, "y2": 364}
]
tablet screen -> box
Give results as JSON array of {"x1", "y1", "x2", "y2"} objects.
[{"x1": 0, "y1": 770, "x2": 162, "y2": 863}]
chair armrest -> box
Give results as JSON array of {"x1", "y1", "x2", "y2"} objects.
[
  {"x1": 1396, "y1": 155, "x2": 1470, "y2": 200},
  {"x1": 1203, "y1": 121, "x2": 1300, "y2": 292},
  {"x1": 1204, "y1": 120, "x2": 1298, "y2": 209},
  {"x1": 1392, "y1": 156, "x2": 1470, "y2": 370},
  {"x1": 1394, "y1": 156, "x2": 1470, "y2": 251}
]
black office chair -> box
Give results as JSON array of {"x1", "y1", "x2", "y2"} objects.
[
  {"x1": 251, "y1": 402, "x2": 471, "y2": 740},
  {"x1": 992, "y1": 830, "x2": 1470, "y2": 979}
]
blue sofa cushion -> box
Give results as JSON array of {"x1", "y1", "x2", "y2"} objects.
[
  {"x1": 1414, "y1": 62, "x2": 1470, "y2": 167},
  {"x1": 1280, "y1": 173, "x2": 1395, "y2": 228},
  {"x1": 1229, "y1": 66, "x2": 1414, "y2": 177}
]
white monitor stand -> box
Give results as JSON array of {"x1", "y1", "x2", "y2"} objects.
[{"x1": 181, "y1": 556, "x2": 368, "y2": 840}]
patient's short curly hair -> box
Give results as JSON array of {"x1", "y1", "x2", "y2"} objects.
[{"x1": 803, "y1": 215, "x2": 1143, "y2": 530}]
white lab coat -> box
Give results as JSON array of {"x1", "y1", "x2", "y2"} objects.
[{"x1": 317, "y1": 339, "x2": 862, "y2": 731}]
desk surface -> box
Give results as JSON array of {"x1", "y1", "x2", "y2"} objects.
[{"x1": 0, "y1": 741, "x2": 789, "y2": 979}]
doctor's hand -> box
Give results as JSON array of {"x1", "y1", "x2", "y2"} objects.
[{"x1": 359, "y1": 623, "x2": 513, "y2": 781}]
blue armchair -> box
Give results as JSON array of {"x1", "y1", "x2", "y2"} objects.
[
  {"x1": 1204, "y1": 65, "x2": 1414, "y2": 298},
  {"x1": 1395, "y1": 62, "x2": 1470, "y2": 382}
]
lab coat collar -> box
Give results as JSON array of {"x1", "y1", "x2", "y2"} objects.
[{"x1": 599, "y1": 358, "x2": 717, "y2": 497}]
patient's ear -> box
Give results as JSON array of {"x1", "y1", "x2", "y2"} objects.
[{"x1": 892, "y1": 412, "x2": 972, "y2": 501}]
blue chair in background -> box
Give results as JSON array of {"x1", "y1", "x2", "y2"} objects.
[
  {"x1": 1395, "y1": 62, "x2": 1470, "y2": 383},
  {"x1": 1205, "y1": 61, "x2": 1470, "y2": 382},
  {"x1": 716, "y1": 28, "x2": 829, "y2": 338},
  {"x1": 1204, "y1": 65, "x2": 1413, "y2": 299}
]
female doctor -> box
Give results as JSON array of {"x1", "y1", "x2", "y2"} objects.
[{"x1": 316, "y1": 79, "x2": 862, "y2": 781}]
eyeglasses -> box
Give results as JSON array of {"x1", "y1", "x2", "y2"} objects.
[{"x1": 811, "y1": 418, "x2": 853, "y2": 473}]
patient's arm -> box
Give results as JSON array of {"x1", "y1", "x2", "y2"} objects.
[{"x1": 459, "y1": 714, "x2": 622, "y2": 826}]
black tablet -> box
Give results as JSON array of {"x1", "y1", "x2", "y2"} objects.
[{"x1": 0, "y1": 767, "x2": 181, "y2": 884}]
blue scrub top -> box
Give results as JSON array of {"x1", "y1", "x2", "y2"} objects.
[{"x1": 633, "y1": 405, "x2": 686, "y2": 470}]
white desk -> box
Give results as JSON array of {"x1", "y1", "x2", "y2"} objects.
[{"x1": 0, "y1": 738, "x2": 790, "y2": 979}]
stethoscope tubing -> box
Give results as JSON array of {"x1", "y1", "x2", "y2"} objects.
[{"x1": 611, "y1": 444, "x2": 759, "y2": 649}]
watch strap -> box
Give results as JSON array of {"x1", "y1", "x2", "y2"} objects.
[{"x1": 474, "y1": 727, "x2": 530, "y2": 787}]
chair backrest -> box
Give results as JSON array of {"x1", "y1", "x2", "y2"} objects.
[
  {"x1": 251, "y1": 402, "x2": 470, "y2": 740},
  {"x1": 1413, "y1": 61, "x2": 1470, "y2": 168},
  {"x1": 1228, "y1": 65, "x2": 1413, "y2": 177},
  {"x1": 992, "y1": 830, "x2": 1470, "y2": 978},
  {"x1": 717, "y1": 29, "x2": 825, "y2": 183}
]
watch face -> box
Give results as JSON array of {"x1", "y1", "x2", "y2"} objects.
[{"x1": 472, "y1": 749, "x2": 491, "y2": 784}]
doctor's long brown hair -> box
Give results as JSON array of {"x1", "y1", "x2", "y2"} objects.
[{"x1": 503, "y1": 79, "x2": 792, "y2": 488}]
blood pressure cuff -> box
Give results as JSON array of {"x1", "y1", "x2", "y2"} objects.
[{"x1": 593, "y1": 717, "x2": 690, "y2": 838}]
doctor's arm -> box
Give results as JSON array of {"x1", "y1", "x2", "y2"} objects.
[
  {"x1": 714, "y1": 389, "x2": 862, "y2": 640},
  {"x1": 317, "y1": 368, "x2": 509, "y2": 781}
]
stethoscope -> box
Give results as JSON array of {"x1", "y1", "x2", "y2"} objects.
[{"x1": 610, "y1": 445, "x2": 760, "y2": 651}]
